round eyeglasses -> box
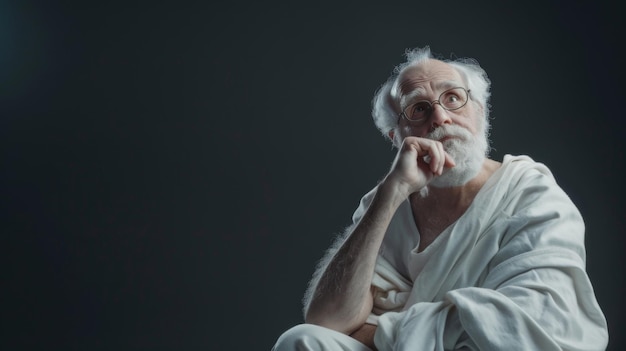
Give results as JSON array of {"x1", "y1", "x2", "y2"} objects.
[{"x1": 399, "y1": 87, "x2": 471, "y2": 123}]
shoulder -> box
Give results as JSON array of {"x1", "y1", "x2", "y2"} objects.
[
  {"x1": 494, "y1": 154, "x2": 559, "y2": 196},
  {"x1": 486, "y1": 154, "x2": 582, "y2": 221},
  {"x1": 487, "y1": 156, "x2": 587, "y2": 262},
  {"x1": 499, "y1": 154, "x2": 555, "y2": 180}
]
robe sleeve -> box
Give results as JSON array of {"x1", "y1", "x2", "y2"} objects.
[{"x1": 373, "y1": 164, "x2": 609, "y2": 351}]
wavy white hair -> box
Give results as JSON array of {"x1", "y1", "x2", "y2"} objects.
[{"x1": 371, "y1": 46, "x2": 492, "y2": 150}]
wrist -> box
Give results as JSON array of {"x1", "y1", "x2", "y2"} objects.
[{"x1": 377, "y1": 176, "x2": 413, "y2": 209}]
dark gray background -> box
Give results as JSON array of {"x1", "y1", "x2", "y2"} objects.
[{"x1": 3, "y1": 0, "x2": 624, "y2": 350}]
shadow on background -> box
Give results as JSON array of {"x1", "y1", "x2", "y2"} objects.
[{"x1": 2, "y1": 0, "x2": 624, "y2": 349}]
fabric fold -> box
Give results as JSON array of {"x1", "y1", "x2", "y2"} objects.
[
  {"x1": 367, "y1": 255, "x2": 412, "y2": 325},
  {"x1": 348, "y1": 155, "x2": 609, "y2": 350}
]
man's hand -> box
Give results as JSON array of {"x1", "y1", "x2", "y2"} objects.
[
  {"x1": 385, "y1": 136, "x2": 455, "y2": 196},
  {"x1": 350, "y1": 323, "x2": 378, "y2": 350}
]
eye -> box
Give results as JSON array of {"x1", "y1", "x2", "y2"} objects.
[
  {"x1": 440, "y1": 88, "x2": 466, "y2": 109},
  {"x1": 444, "y1": 93, "x2": 460, "y2": 103},
  {"x1": 414, "y1": 102, "x2": 430, "y2": 112},
  {"x1": 408, "y1": 101, "x2": 430, "y2": 118}
]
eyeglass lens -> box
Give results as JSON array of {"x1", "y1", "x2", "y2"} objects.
[{"x1": 403, "y1": 88, "x2": 468, "y2": 121}]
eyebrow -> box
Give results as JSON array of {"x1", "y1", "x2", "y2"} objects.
[{"x1": 435, "y1": 80, "x2": 462, "y2": 91}]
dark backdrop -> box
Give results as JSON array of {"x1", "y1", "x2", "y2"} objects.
[{"x1": 3, "y1": 0, "x2": 624, "y2": 350}]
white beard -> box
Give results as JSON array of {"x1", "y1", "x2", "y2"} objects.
[{"x1": 426, "y1": 122, "x2": 489, "y2": 188}]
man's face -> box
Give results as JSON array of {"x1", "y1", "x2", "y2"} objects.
[
  {"x1": 393, "y1": 59, "x2": 489, "y2": 187},
  {"x1": 393, "y1": 59, "x2": 483, "y2": 141}
]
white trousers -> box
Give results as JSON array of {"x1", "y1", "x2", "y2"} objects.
[{"x1": 272, "y1": 324, "x2": 373, "y2": 351}]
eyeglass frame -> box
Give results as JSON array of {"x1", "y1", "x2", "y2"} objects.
[{"x1": 398, "y1": 87, "x2": 472, "y2": 123}]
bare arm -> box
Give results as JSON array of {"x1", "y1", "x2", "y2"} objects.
[
  {"x1": 304, "y1": 180, "x2": 407, "y2": 333},
  {"x1": 304, "y1": 137, "x2": 455, "y2": 335},
  {"x1": 350, "y1": 323, "x2": 378, "y2": 350}
]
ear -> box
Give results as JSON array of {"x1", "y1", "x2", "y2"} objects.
[{"x1": 388, "y1": 129, "x2": 401, "y2": 148}]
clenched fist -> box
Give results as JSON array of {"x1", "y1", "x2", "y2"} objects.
[{"x1": 384, "y1": 136, "x2": 456, "y2": 197}]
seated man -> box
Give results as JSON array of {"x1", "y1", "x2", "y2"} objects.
[{"x1": 272, "y1": 46, "x2": 608, "y2": 350}]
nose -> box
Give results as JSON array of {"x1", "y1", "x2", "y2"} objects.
[{"x1": 429, "y1": 102, "x2": 452, "y2": 130}]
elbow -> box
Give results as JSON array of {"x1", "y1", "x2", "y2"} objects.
[
  {"x1": 303, "y1": 298, "x2": 373, "y2": 335},
  {"x1": 304, "y1": 314, "x2": 360, "y2": 335},
  {"x1": 304, "y1": 304, "x2": 343, "y2": 332}
]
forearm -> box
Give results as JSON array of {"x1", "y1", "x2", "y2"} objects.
[
  {"x1": 305, "y1": 136, "x2": 451, "y2": 334},
  {"x1": 304, "y1": 180, "x2": 407, "y2": 334}
]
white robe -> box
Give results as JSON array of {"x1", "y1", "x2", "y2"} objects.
[{"x1": 348, "y1": 155, "x2": 608, "y2": 350}]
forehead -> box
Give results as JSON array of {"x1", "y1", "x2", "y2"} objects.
[{"x1": 394, "y1": 59, "x2": 464, "y2": 99}]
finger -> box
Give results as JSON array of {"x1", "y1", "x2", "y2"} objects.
[
  {"x1": 444, "y1": 151, "x2": 456, "y2": 168},
  {"x1": 405, "y1": 136, "x2": 433, "y2": 154},
  {"x1": 411, "y1": 138, "x2": 443, "y2": 175},
  {"x1": 436, "y1": 141, "x2": 446, "y2": 175},
  {"x1": 405, "y1": 137, "x2": 446, "y2": 175},
  {"x1": 420, "y1": 140, "x2": 442, "y2": 175},
  {"x1": 427, "y1": 140, "x2": 445, "y2": 175}
]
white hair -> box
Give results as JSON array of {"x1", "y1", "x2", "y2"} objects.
[{"x1": 371, "y1": 46, "x2": 492, "y2": 149}]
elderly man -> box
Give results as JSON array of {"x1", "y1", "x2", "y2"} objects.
[{"x1": 272, "y1": 47, "x2": 608, "y2": 350}]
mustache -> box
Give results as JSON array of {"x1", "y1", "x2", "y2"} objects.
[{"x1": 426, "y1": 125, "x2": 472, "y2": 142}]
